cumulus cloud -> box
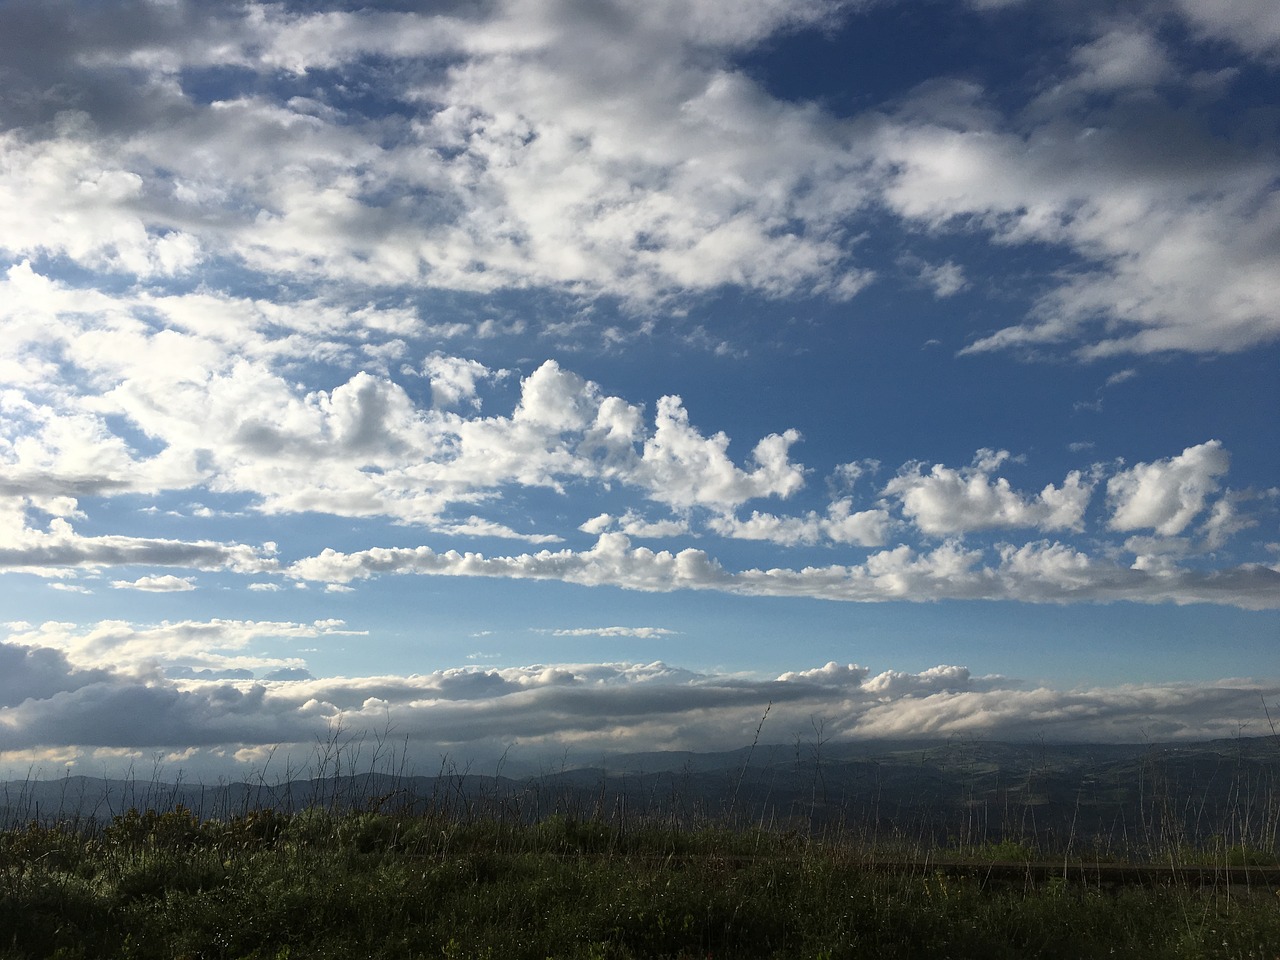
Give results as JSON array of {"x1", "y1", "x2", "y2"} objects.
[
  {"x1": 1060, "y1": 26, "x2": 1175, "y2": 94},
  {"x1": 0, "y1": 640, "x2": 114, "y2": 708},
  {"x1": 0, "y1": 3, "x2": 1276, "y2": 786},
  {"x1": 578, "y1": 511, "x2": 691, "y2": 539},
  {"x1": 423, "y1": 354, "x2": 503, "y2": 410},
  {"x1": 0, "y1": 0, "x2": 872, "y2": 303},
  {"x1": 48, "y1": 582, "x2": 92, "y2": 594},
  {"x1": 882, "y1": 56, "x2": 1280, "y2": 359},
  {"x1": 1201, "y1": 493, "x2": 1257, "y2": 551},
  {"x1": 1107, "y1": 440, "x2": 1229, "y2": 536},
  {"x1": 883, "y1": 450, "x2": 1092, "y2": 535},
  {"x1": 637, "y1": 397, "x2": 805, "y2": 510},
  {"x1": 0, "y1": 259, "x2": 1264, "y2": 608},
  {"x1": 0, "y1": 265, "x2": 808, "y2": 534},
  {"x1": 707, "y1": 501, "x2": 892, "y2": 547}
]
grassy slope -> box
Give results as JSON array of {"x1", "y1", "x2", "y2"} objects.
[{"x1": 3, "y1": 808, "x2": 1279, "y2": 960}]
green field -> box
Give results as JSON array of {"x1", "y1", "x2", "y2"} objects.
[{"x1": 3, "y1": 801, "x2": 1279, "y2": 960}]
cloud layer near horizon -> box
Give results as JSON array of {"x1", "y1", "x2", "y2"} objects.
[{"x1": 3, "y1": 620, "x2": 1277, "y2": 780}]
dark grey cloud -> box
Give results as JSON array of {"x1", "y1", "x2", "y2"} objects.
[
  {"x1": 1, "y1": 677, "x2": 317, "y2": 751},
  {"x1": 0, "y1": 641, "x2": 113, "y2": 708},
  {"x1": 0, "y1": 536, "x2": 267, "y2": 571},
  {"x1": 0, "y1": 0, "x2": 218, "y2": 129}
]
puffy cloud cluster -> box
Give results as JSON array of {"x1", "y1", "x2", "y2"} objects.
[
  {"x1": 0, "y1": 0, "x2": 868, "y2": 303},
  {"x1": 883, "y1": 450, "x2": 1092, "y2": 535},
  {"x1": 0, "y1": 255, "x2": 1265, "y2": 604},
  {"x1": 0, "y1": 264, "x2": 808, "y2": 535},
  {"x1": 1107, "y1": 441, "x2": 1229, "y2": 536}
]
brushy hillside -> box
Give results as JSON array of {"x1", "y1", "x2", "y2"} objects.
[
  {"x1": 3, "y1": 802, "x2": 1279, "y2": 960},
  {"x1": 3, "y1": 736, "x2": 1278, "y2": 959}
]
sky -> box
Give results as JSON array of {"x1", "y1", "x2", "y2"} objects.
[{"x1": 1, "y1": 0, "x2": 1278, "y2": 780}]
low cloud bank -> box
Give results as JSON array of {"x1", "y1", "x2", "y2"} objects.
[{"x1": 3, "y1": 623, "x2": 1276, "y2": 780}]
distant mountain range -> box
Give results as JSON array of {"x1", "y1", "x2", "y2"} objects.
[{"x1": 5, "y1": 737, "x2": 1278, "y2": 850}]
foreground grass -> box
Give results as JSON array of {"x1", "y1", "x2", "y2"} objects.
[{"x1": 2, "y1": 808, "x2": 1278, "y2": 959}]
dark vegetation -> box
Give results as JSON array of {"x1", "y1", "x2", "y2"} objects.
[{"x1": 2, "y1": 736, "x2": 1278, "y2": 959}]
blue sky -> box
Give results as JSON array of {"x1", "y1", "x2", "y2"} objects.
[{"x1": 1, "y1": 0, "x2": 1277, "y2": 778}]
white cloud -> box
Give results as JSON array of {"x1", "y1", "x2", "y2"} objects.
[
  {"x1": 2, "y1": 618, "x2": 359, "y2": 679},
  {"x1": 111, "y1": 575, "x2": 197, "y2": 592},
  {"x1": 638, "y1": 397, "x2": 805, "y2": 510},
  {"x1": 48, "y1": 582, "x2": 92, "y2": 594},
  {"x1": 883, "y1": 450, "x2": 1092, "y2": 535},
  {"x1": 918, "y1": 259, "x2": 968, "y2": 298},
  {"x1": 776, "y1": 660, "x2": 870, "y2": 684},
  {"x1": 1107, "y1": 440, "x2": 1229, "y2": 536},
  {"x1": 1173, "y1": 0, "x2": 1280, "y2": 61},
  {"x1": 707, "y1": 501, "x2": 892, "y2": 547},
  {"x1": 1062, "y1": 26, "x2": 1174, "y2": 94},
  {"x1": 0, "y1": 1, "x2": 875, "y2": 304},
  {"x1": 0, "y1": 0, "x2": 1272, "y2": 729},
  {"x1": 823, "y1": 501, "x2": 894, "y2": 546},
  {"x1": 1201, "y1": 493, "x2": 1256, "y2": 551},
  {"x1": 0, "y1": 0, "x2": 1274, "y2": 362},
  {"x1": 423, "y1": 354, "x2": 502, "y2": 410},
  {"x1": 546, "y1": 627, "x2": 678, "y2": 639},
  {"x1": 879, "y1": 73, "x2": 1280, "y2": 358},
  {"x1": 0, "y1": 266, "x2": 808, "y2": 534},
  {"x1": 579, "y1": 513, "x2": 613, "y2": 535},
  {"x1": 579, "y1": 511, "x2": 691, "y2": 539},
  {"x1": 707, "y1": 510, "x2": 824, "y2": 546}
]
